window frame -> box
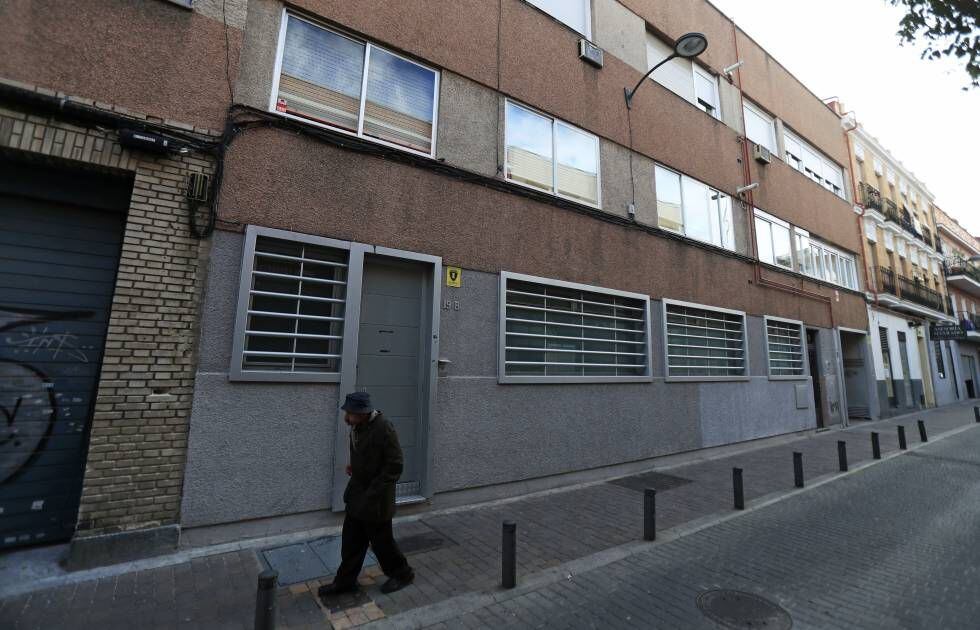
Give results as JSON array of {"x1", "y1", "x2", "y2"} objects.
[
  {"x1": 743, "y1": 100, "x2": 777, "y2": 154},
  {"x1": 498, "y1": 271, "x2": 653, "y2": 384},
  {"x1": 503, "y1": 99, "x2": 602, "y2": 208},
  {"x1": 524, "y1": 0, "x2": 591, "y2": 39},
  {"x1": 754, "y1": 208, "x2": 794, "y2": 271},
  {"x1": 692, "y1": 65, "x2": 720, "y2": 119},
  {"x1": 783, "y1": 128, "x2": 846, "y2": 199},
  {"x1": 269, "y1": 10, "x2": 441, "y2": 159},
  {"x1": 763, "y1": 316, "x2": 808, "y2": 381},
  {"x1": 662, "y1": 299, "x2": 749, "y2": 383},
  {"x1": 654, "y1": 164, "x2": 735, "y2": 251},
  {"x1": 230, "y1": 225, "x2": 355, "y2": 383}
]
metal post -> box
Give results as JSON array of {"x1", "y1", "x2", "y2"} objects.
[
  {"x1": 254, "y1": 569, "x2": 277, "y2": 630},
  {"x1": 897, "y1": 425, "x2": 908, "y2": 450},
  {"x1": 917, "y1": 419, "x2": 928, "y2": 442},
  {"x1": 871, "y1": 432, "x2": 881, "y2": 460},
  {"x1": 502, "y1": 521, "x2": 517, "y2": 589},
  {"x1": 733, "y1": 467, "x2": 744, "y2": 510},
  {"x1": 643, "y1": 488, "x2": 656, "y2": 541},
  {"x1": 793, "y1": 452, "x2": 804, "y2": 488},
  {"x1": 837, "y1": 441, "x2": 848, "y2": 472}
]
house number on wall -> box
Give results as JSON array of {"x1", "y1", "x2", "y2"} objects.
[{"x1": 442, "y1": 299, "x2": 460, "y2": 311}]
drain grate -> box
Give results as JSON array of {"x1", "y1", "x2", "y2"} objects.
[
  {"x1": 609, "y1": 470, "x2": 693, "y2": 493},
  {"x1": 696, "y1": 589, "x2": 792, "y2": 629}
]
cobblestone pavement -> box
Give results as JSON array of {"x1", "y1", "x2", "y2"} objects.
[
  {"x1": 1, "y1": 402, "x2": 977, "y2": 629},
  {"x1": 409, "y1": 415, "x2": 980, "y2": 630}
]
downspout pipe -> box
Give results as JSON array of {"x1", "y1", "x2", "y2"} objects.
[{"x1": 730, "y1": 23, "x2": 835, "y2": 328}]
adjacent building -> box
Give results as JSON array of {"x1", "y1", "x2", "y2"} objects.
[
  {"x1": 933, "y1": 206, "x2": 980, "y2": 400},
  {"x1": 844, "y1": 120, "x2": 953, "y2": 418}
]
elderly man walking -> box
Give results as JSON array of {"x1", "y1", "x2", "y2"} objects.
[{"x1": 319, "y1": 392, "x2": 415, "y2": 597}]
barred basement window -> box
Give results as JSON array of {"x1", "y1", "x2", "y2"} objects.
[
  {"x1": 664, "y1": 301, "x2": 746, "y2": 379},
  {"x1": 500, "y1": 272, "x2": 651, "y2": 383},
  {"x1": 231, "y1": 227, "x2": 350, "y2": 382},
  {"x1": 765, "y1": 317, "x2": 805, "y2": 378}
]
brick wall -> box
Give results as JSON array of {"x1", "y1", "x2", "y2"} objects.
[{"x1": 0, "y1": 79, "x2": 217, "y2": 538}]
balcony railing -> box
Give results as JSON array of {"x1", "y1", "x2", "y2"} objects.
[
  {"x1": 860, "y1": 182, "x2": 882, "y2": 211},
  {"x1": 945, "y1": 259, "x2": 980, "y2": 284},
  {"x1": 962, "y1": 313, "x2": 980, "y2": 332},
  {"x1": 876, "y1": 266, "x2": 949, "y2": 313}
]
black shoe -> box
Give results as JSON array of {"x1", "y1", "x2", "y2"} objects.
[
  {"x1": 317, "y1": 582, "x2": 358, "y2": 598},
  {"x1": 380, "y1": 572, "x2": 415, "y2": 594}
]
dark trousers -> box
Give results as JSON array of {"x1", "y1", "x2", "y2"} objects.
[{"x1": 333, "y1": 515, "x2": 412, "y2": 587}]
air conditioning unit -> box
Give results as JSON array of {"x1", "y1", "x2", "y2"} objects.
[
  {"x1": 578, "y1": 39, "x2": 603, "y2": 68},
  {"x1": 753, "y1": 144, "x2": 772, "y2": 164}
]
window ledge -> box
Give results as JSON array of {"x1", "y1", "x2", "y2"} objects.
[
  {"x1": 664, "y1": 376, "x2": 751, "y2": 383},
  {"x1": 499, "y1": 376, "x2": 654, "y2": 385}
]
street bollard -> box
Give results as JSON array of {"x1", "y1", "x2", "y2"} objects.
[
  {"x1": 502, "y1": 521, "x2": 517, "y2": 589},
  {"x1": 917, "y1": 419, "x2": 928, "y2": 443},
  {"x1": 975, "y1": 406, "x2": 979, "y2": 423},
  {"x1": 837, "y1": 441, "x2": 848, "y2": 472},
  {"x1": 643, "y1": 488, "x2": 657, "y2": 541},
  {"x1": 733, "y1": 467, "x2": 744, "y2": 510},
  {"x1": 897, "y1": 425, "x2": 908, "y2": 450},
  {"x1": 254, "y1": 569, "x2": 278, "y2": 630},
  {"x1": 793, "y1": 452, "x2": 804, "y2": 488},
  {"x1": 871, "y1": 432, "x2": 881, "y2": 460}
]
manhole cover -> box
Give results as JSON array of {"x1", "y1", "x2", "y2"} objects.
[
  {"x1": 609, "y1": 470, "x2": 693, "y2": 493},
  {"x1": 696, "y1": 589, "x2": 792, "y2": 629}
]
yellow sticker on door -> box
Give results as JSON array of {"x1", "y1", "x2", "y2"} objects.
[{"x1": 446, "y1": 266, "x2": 462, "y2": 288}]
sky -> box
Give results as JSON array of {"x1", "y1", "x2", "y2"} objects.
[{"x1": 708, "y1": 0, "x2": 980, "y2": 236}]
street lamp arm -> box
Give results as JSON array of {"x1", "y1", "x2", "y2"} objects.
[{"x1": 624, "y1": 53, "x2": 677, "y2": 109}]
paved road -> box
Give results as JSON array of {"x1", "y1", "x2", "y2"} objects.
[{"x1": 414, "y1": 424, "x2": 980, "y2": 630}]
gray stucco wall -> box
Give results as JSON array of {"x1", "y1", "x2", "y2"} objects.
[
  {"x1": 931, "y1": 339, "x2": 960, "y2": 406},
  {"x1": 182, "y1": 237, "x2": 820, "y2": 526},
  {"x1": 180, "y1": 231, "x2": 339, "y2": 528}
]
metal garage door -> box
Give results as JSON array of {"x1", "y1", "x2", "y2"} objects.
[{"x1": 0, "y1": 163, "x2": 128, "y2": 549}]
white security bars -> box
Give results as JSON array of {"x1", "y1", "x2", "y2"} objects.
[
  {"x1": 655, "y1": 165, "x2": 735, "y2": 251},
  {"x1": 526, "y1": 0, "x2": 591, "y2": 38},
  {"x1": 500, "y1": 272, "x2": 651, "y2": 383},
  {"x1": 233, "y1": 230, "x2": 349, "y2": 380},
  {"x1": 783, "y1": 129, "x2": 845, "y2": 199},
  {"x1": 272, "y1": 12, "x2": 439, "y2": 156},
  {"x1": 765, "y1": 317, "x2": 805, "y2": 378},
  {"x1": 664, "y1": 301, "x2": 747, "y2": 379},
  {"x1": 743, "y1": 101, "x2": 776, "y2": 153},
  {"x1": 504, "y1": 100, "x2": 600, "y2": 206},
  {"x1": 647, "y1": 33, "x2": 720, "y2": 119}
]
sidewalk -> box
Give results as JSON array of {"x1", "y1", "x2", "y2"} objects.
[{"x1": 2, "y1": 402, "x2": 977, "y2": 629}]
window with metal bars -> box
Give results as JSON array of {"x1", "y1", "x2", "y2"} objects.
[
  {"x1": 234, "y1": 230, "x2": 348, "y2": 380},
  {"x1": 664, "y1": 301, "x2": 747, "y2": 379},
  {"x1": 765, "y1": 317, "x2": 805, "y2": 378},
  {"x1": 500, "y1": 273, "x2": 650, "y2": 382}
]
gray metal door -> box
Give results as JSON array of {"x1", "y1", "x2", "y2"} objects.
[
  {"x1": 356, "y1": 257, "x2": 427, "y2": 502},
  {"x1": 0, "y1": 195, "x2": 124, "y2": 548},
  {"x1": 897, "y1": 332, "x2": 914, "y2": 407}
]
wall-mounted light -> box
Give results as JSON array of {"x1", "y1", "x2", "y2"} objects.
[
  {"x1": 736, "y1": 183, "x2": 759, "y2": 195},
  {"x1": 722, "y1": 60, "x2": 744, "y2": 79},
  {"x1": 624, "y1": 32, "x2": 708, "y2": 109}
]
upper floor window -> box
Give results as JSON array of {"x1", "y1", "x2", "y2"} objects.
[
  {"x1": 655, "y1": 165, "x2": 735, "y2": 251},
  {"x1": 873, "y1": 157, "x2": 884, "y2": 176},
  {"x1": 526, "y1": 0, "x2": 591, "y2": 38},
  {"x1": 646, "y1": 34, "x2": 720, "y2": 119},
  {"x1": 783, "y1": 129, "x2": 845, "y2": 199},
  {"x1": 755, "y1": 209, "x2": 793, "y2": 270},
  {"x1": 504, "y1": 100, "x2": 600, "y2": 206},
  {"x1": 854, "y1": 143, "x2": 865, "y2": 161},
  {"x1": 272, "y1": 13, "x2": 439, "y2": 157},
  {"x1": 794, "y1": 227, "x2": 859, "y2": 290},
  {"x1": 743, "y1": 101, "x2": 776, "y2": 153}
]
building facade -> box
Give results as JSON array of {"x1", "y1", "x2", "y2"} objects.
[
  {"x1": 2, "y1": 0, "x2": 876, "y2": 562},
  {"x1": 845, "y1": 123, "x2": 953, "y2": 419},
  {"x1": 933, "y1": 206, "x2": 980, "y2": 401},
  {"x1": 0, "y1": 0, "x2": 246, "y2": 564}
]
